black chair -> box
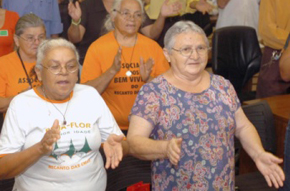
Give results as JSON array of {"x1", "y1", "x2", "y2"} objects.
[
  {"x1": 235, "y1": 100, "x2": 277, "y2": 191},
  {"x1": 100, "y1": 149, "x2": 151, "y2": 191},
  {"x1": 279, "y1": 121, "x2": 290, "y2": 191},
  {"x1": 212, "y1": 26, "x2": 262, "y2": 102}
]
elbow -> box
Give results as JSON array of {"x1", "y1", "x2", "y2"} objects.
[{"x1": 280, "y1": 71, "x2": 290, "y2": 82}]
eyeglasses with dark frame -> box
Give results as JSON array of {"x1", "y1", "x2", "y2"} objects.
[
  {"x1": 41, "y1": 63, "x2": 79, "y2": 75},
  {"x1": 17, "y1": 35, "x2": 46, "y2": 44},
  {"x1": 113, "y1": 9, "x2": 143, "y2": 20},
  {"x1": 172, "y1": 45, "x2": 209, "y2": 57}
]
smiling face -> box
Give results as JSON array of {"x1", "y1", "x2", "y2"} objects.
[
  {"x1": 164, "y1": 31, "x2": 209, "y2": 79},
  {"x1": 35, "y1": 46, "x2": 79, "y2": 100},
  {"x1": 113, "y1": 0, "x2": 143, "y2": 36}
]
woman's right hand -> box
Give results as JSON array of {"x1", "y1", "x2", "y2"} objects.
[
  {"x1": 68, "y1": 1, "x2": 82, "y2": 23},
  {"x1": 110, "y1": 47, "x2": 122, "y2": 74},
  {"x1": 166, "y1": 137, "x2": 182, "y2": 165},
  {"x1": 39, "y1": 120, "x2": 61, "y2": 155}
]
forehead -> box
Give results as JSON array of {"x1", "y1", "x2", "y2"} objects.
[
  {"x1": 120, "y1": 0, "x2": 141, "y2": 11},
  {"x1": 22, "y1": 26, "x2": 45, "y2": 35},
  {"x1": 45, "y1": 47, "x2": 76, "y2": 62},
  {"x1": 174, "y1": 31, "x2": 206, "y2": 47}
]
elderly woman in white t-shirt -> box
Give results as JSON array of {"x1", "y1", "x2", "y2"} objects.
[{"x1": 0, "y1": 38, "x2": 127, "y2": 191}]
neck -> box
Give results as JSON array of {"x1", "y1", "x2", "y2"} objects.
[
  {"x1": 114, "y1": 30, "x2": 137, "y2": 47},
  {"x1": 166, "y1": 69, "x2": 209, "y2": 93},
  {"x1": 18, "y1": 49, "x2": 36, "y2": 63}
]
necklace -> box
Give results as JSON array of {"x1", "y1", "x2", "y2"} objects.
[
  {"x1": 42, "y1": 86, "x2": 70, "y2": 125},
  {"x1": 114, "y1": 33, "x2": 137, "y2": 77}
]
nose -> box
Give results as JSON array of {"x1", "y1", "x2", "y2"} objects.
[
  {"x1": 189, "y1": 48, "x2": 200, "y2": 60},
  {"x1": 59, "y1": 65, "x2": 69, "y2": 75}
]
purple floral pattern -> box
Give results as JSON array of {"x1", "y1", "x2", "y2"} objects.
[{"x1": 131, "y1": 74, "x2": 240, "y2": 191}]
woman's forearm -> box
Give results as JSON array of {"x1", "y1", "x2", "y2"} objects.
[
  {"x1": 83, "y1": 67, "x2": 118, "y2": 94},
  {"x1": 0, "y1": 96, "x2": 14, "y2": 113},
  {"x1": 0, "y1": 143, "x2": 44, "y2": 179}
]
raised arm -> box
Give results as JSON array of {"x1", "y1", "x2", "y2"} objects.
[
  {"x1": 67, "y1": 1, "x2": 86, "y2": 43},
  {"x1": 82, "y1": 48, "x2": 122, "y2": 94},
  {"x1": 127, "y1": 115, "x2": 182, "y2": 165},
  {"x1": 0, "y1": 120, "x2": 60, "y2": 179},
  {"x1": 217, "y1": 0, "x2": 230, "y2": 9},
  {"x1": 234, "y1": 107, "x2": 285, "y2": 189},
  {"x1": 140, "y1": 0, "x2": 182, "y2": 40},
  {"x1": 280, "y1": 45, "x2": 290, "y2": 82}
]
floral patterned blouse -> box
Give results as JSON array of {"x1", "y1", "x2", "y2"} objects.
[{"x1": 130, "y1": 73, "x2": 241, "y2": 191}]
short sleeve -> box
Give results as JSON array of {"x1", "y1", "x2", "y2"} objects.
[
  {"x1": 130, "y1": 83, "x2": 161, "y2": 126},
  {"x1": 80, "y1": 42, "x2": 103, "y2": 83},
  {"x1": 94, "y1": 91, "x2": 123, "y2": 142},
  {"x1": 224, "y1": 79, "x2": 241, "y2": 112},
  {"x1": 0, "y1": 100, "x2": 25, "y2": 156}
]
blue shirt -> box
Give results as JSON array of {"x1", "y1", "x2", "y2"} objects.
[{"x1": 3, "y1": 0, "x2": 63, "y2": 38}]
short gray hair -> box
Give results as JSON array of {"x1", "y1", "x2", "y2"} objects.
[
  {"x1": 164, "y1": 21, "x2": 209, "y2": 54},
  {"x1": 103, "y1": 0, "x2": 145, "y2": 32},
  {"x1": 15, "y1": 13, "x2": 46, "y2": 36},
  {"x1": 36, "y1": 38, "x2": 80, "y2": 69}
]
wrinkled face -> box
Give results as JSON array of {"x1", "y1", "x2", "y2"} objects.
[
  {"x1": 113, "y1": 0, "x2": 143, "y2": 36},
  {"x1": 35, "y1": 47, "x2": 79, "y2": 100},
  {"x1": 14, "y1": 26, "x2": 46, "y2": 58},
  {"x1": 164, "y1": 31, "x2": 209, "y2": 77}
]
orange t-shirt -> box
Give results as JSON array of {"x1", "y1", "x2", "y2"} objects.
[
  {"x1": 81, "y1": 31, "x2": 170, "y2": 130},
  {"x1": 0, "y1": 51, "x2": 40, "y2": 98},
  {"x1": 0, "y1": 10, "x2": 19, "y2": 57}
]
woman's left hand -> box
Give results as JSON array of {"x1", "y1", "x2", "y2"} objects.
[
  {"x1": 103, "y1": 134, "x2": 124, "y2": 169},
  {"x1": 255, "y1": 151, "x2": 285, "y2": 188},
  {"x1": 140, "y1": 57, "x2": 154, "y2": 82}
]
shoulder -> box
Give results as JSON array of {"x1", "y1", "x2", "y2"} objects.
[
  {"x1": 140, "y1": 75, "x2": 165, "y2": 92},
  {"x1": 137, "y1": 33, "x2": 161, "y2": 47},
  {"x1": 5, "y1": 10, "x2": 19, "y2": 19},
  {"x1": 0, "y1": 51, "x2": 18, "y2": 67},
  {"x1": 9, "y1": 89, "x2": 36, "y2": 109},
  {"x1": 90, "y1": 32, "x2": 115, "y2": 48},
  {"x1": 73, "y1": 84, "x2": 100, "y2": 96}
]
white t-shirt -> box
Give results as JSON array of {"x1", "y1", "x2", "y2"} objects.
[
  {"x1": 216, "y1": 0, "x2": 260, "y2": 36},
  {"x1": 0, "y1": 84, "x2": 123, "y2": 191}
]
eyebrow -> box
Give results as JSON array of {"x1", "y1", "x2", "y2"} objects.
[{"x1": 48, "y1": 59, "x2": 77, "y2": 65}]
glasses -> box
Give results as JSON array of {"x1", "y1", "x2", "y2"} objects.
[
  {"x1": 113, "y1": 9, "x2": 142, "y2": 20},
  {"x1": 172, "y1": 46, "x2": 209, "y2": 57},
  {"x1": 41, "y1": 63, "x2": 79, "y2": 75},
  {"x1": 18, "y1": 35, "x2": 46, "y2": 44}
]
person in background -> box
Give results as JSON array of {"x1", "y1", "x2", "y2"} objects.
[
  {"x1": 279, "y1": 34, "x2": 290, "y2": 82},
  {"x1": 145, "y1": 0, "x2": 214, "y2": 47},
  {"x1": 256, "y1": 0, "x2": 290, "y2": 98},
  {"x1": 0, "y1": 7, "x2": 19, "y2": 57},
  {"x1": 81, "y1": 0, "x2": 170, "y2": 133},
  {"x1": 67, "y1": 0, "x2": 178, "y2": 65},
  {"x1": 216, "y1": 0, "x2": 260, "y2": 38},
  {"x1": 127, "y1": 21, "x2": 285, "y2": 190},
  {"x1": 0, "y1": 13, "x2": 45, "y2": 114},
  {"x1": 2, "y1": 0, "x2": 63, "y2": 38},
  {"x1": 0, "y1": 38, "x2": 127, "y2": 191}
]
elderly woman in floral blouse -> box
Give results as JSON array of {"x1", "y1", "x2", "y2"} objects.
[{"x1": 127, "y1": 21, "x2": 285, "y2": 190}]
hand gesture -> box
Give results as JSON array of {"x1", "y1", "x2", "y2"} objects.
[
  {"x1": 68, "y1": 1, "x2": 82, "y2": 23},
  {"x1": 160, "y1": 0, "x2": 182, "y2": 17},
  {"x1": 104, "y1": 134, "x2": 124, "y2": 169},
  {"x1": 255, "y1": 152, "x2": 285, "y2": 188},
  {"x1": 110, "y1": 47, "x2": 122, "y2": 74},
  {"x1": 39, "y1": 120, "x2": 61, "y2": 155},
  {"x1": 166, "y1": 137, "x2": 182, "y2": 165},
  {"x1": 196, "y1": 0, "x2": 213, "y2": 15},
  {"x1": 140, "y1": 57, "x2": 154, "y2": 82}
]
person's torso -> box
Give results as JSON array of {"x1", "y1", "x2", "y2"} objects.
[
  {"x1": 144, "y1": 75, "x2": 239, "y2": 190},
  {"x1": 0, "y1": 51, "x2": 40, "y2": 98}
]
